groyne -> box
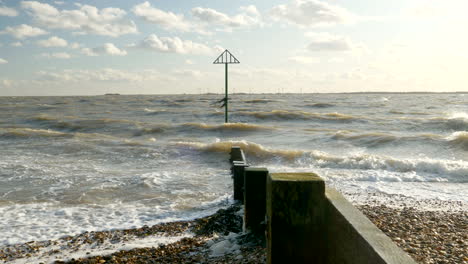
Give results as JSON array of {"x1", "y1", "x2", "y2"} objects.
[{"x1": 230, "y1": 146, "x2": 416, "y2": 264}]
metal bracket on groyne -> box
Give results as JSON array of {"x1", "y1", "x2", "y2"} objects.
[{"x1": 229, "y1": 146, "x2": 417, "y2": 264}]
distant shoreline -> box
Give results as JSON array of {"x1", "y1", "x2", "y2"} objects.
[{"x1": 1, "y1": 91, "x2": 467, "y2": 97}]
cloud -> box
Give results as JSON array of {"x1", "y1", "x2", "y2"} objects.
[
  {"x1": 0, "y1": 6, "x2": 18, "y2": 16},
  {"x1": 132, "y1": 2, "x2": 261, "y2": 34},
  {"x1": 132, "y1": 34, "x2": 219, "y2": 55},
  {"x1": 288, "y1": 56, "x2": 319, "y2": 64},
  {"x1": 40, "y1": 52, "x2": 71, "y2": 59},
  {"x1": 305, "y1": 32, "x2": 354, "y2": 51},
  {"x1": 0, "y1": 58, "x2": 8, "y2": 64},
  {"x1": 82, "y1": 43, "x2": 127, "y2": 56},
  {"x1": 172, "y1": 69, "x2": 203, "y2": 78},
  {"x1": 0, "y1": 24, "x2": 48, "y2": 39},
  {"x1": 21, "y1": 1, "x2": 138, "y2": 37},
  {"x1": 270, "y1": 0, "x2": 354, "y2": 27},
  {"x1": 191, "y1": 5, "x2": 261, "y2": 30},
  {"x1": 36, "y1": 68, "x2": 162, "y2": 82},
  {"x1": 69, "y1": 43, "x2": 81, "y2": 49},
  {"x1": 11, "y1": 41, "x2": 23, "y2": 47},
  {"x1": 37, "y1": 36, "x2": 67, "y2": 47},
  {"x1": 132, "y1": 1, "x2": 193, "y2": 32}
]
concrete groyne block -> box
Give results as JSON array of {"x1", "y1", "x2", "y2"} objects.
[
  {"x1": 232, "y1": 161, "x2": 248, "y2": 202},
  {"x1": 267, "y1": 173, "x2": 327, "y2": 264},
  {"x1": 325, "y1": 188, "x2": 416, "y2": 264},
  {"x1": 244, "y1": 167, "x2": 268, "y2": 234}
]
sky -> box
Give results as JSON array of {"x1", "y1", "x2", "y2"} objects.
[{"x1": 0, "y1": 0, "x2": 468, "y2": 95}]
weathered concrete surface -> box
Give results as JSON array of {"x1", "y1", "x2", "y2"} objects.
[
  {"x1": 267, "y1": 173, "x2": 327, "y2": 264},
  {"x1": 232, "y1": 162, "x2": 248, "y2": 202},
  {"x1": 244, "y1": 167, "x2": 268, "y2": 234},
  {"x1": 230, "y1": 146, "x2": 245, "y2": 163},
  {"x1": 326, "y1": 188, "x2": 416, "y2": 264}
]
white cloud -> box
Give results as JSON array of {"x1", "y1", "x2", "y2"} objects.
[
  {"x1": 36, "y1": 68, "x2": 162, "y2": 82},
  {"x1": 133, "y1": 34, "x2": 217, "y2": 55},
  {"x1": 0, "y1": 24, "x2": 48, "y2": 39},
  {"x1": 191, "y1": 5, "x2": 261, "y2": 30},
  {"x1": 132, "y1": 2, "x2": 261, "y2": 34},
  {"x1": 172, "y1": 69, "x2": 203, "y2": 78},
  {"x1": 0, "y1": 6, "x2": 18, "y2": 16},
  {"x1": 69, "y1": 42, "x2": 81, "y2": 49},
  {"x1": 0, "y1": 58, "x2": 8, "y2": 64},
  {"x1": 40, "y1": 52, "x2": 71, "y2": 59},
  {"x1": 21, "y1": 1, "x2": 137, "y2": 37},
  {"x1": 0, "y1": 79, "x2": 15, "y2": 87},
  {"x1": 82, "y1": 43, "x2": 127, "y2": 56},
  {"x1": 11, "y1": 41, "x2": 23, "y2": 47},
  {"x1": 132, "y1": 2, "x2": 193, "y2": 32},
  {"x1": 270, "y1": 0, "x2": 354, "y2": 27},
  {"x1": 305, "y1": 32, "x2": 354, "y2": 51},
  {"x1": 185, "y1": 59, "x2": 194, "y2": 65},
  {"x1": 288, "y1": 56, "x2": 319, "y2": 64},
  {"x1": 37, "y1": 36, "x2": 67, "y2": 47}
]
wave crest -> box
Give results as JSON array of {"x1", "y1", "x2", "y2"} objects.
[
  {"x1": 176, "y1": 141, "x2": 468, "y2": 182},
  {"x1": 174, "y1": 140, "x2": 304, "y2": 161},
  {"x1": 446, "y1": 131, "x2": 468, "y2": 150},
  {"x1": 238, "y1": 110, "x2": 360, "y2": 122},
  {"x1": 0, "y1": 128, "x2": 70, "y2": 139}
]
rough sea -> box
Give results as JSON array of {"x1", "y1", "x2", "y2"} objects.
[{"x1": 0, "y1": 93, "x2": 467, "y2": 246}]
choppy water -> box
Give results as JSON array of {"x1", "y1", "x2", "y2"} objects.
[{"x1": 0, "y1": 93, "x2": 467, "y2": 245}]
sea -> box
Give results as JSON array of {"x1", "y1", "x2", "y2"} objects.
[{"x1": 0, "y1": 93, "x2": 467, "y2": 246}]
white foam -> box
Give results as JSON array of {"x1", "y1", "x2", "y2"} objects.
[{"x1": 8, "y1": 233, "x2": 192, "y2": 264}]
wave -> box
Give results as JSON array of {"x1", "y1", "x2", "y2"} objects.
[
  {"x1": 135, "y1": 122, "x2": 273, "y2": 136},
  {"x1": 29, "y1": 115, "x2": 142, "y2": 133},
  {"x1": 398, "y1": 112, "x2": 468, "y2": 131},
  {"x1": 446, "y1": 131, "x2": 468, "y2": 151},
  {"x1": 237, "y1": 110, "x2": 361, "y2": 122},
  {"x1": 242, "y1": 99, "x2": 279, "y2": 104},
  {"x1": 175, "y1": 140, "x2": 468, "y2": 182},
  {"x1": 174, "y1": 140, "x2": 304, "y2": 161},
  {"x1": 134, "y1": 124, "x2": 171, "y2": 136},
  {"x1": 304, "y1": 103, "x2": 335, "y2": 108},
  {"x1": 144, "y1": 108, "x2": 168, "y2": 115},
  {"x1": 389, "y1": 110, "x2": 430, "y2": 115},
  {"x1": 331, "y1": 131, "x2": 444, "y2": 147},
  {"x1": 427, "y1": 114, "x2": 468, "y2": 131},
  {"x1": 0, "y1": 128, "x2": 70, "y2": 139},
  {"x1": 179, "y1": 123, "x2": 275, "y2": 132}
]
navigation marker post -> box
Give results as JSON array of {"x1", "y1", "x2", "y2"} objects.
[{"x1": 213, "y1": 50, "x2": 240, "y2": 123}]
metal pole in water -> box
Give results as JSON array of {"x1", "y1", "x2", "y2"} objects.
[
  {"x1": 225, "y1": 63, "x2": 228, "y2": 123},
  {"x1": 213, "y1": 50, "x2": 239, "y2": 124}
]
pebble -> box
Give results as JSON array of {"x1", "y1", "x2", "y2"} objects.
[{"x1": 0, "y1": 203, "x2": 466, "y2": 264}]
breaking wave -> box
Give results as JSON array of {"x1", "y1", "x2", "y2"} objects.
[
  {"x1": 331, "y1": 131, "x2": 444, "y2": 147},
  {"x1": 175, "y1": 140, "x2": 468, "y2": 182},
  {"x1": 238, "y1": 110, "x2": 361, "y2": 122},
  {"x1": 446, "y1": 131, "x2": 468, "y2": 151},
  {"x1": 415, "y1": 112, "x2": 468, "y2": 131}
]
